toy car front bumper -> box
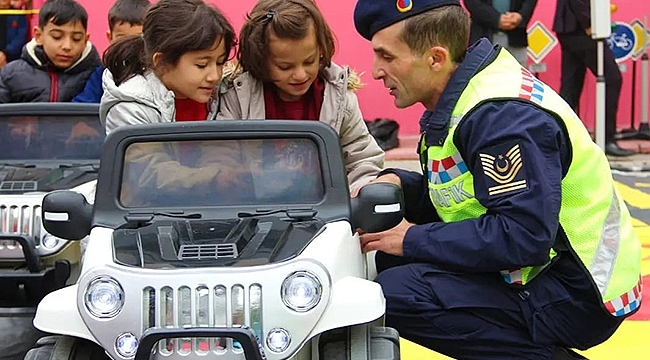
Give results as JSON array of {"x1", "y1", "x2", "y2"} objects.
[
  {"x1": 134, "y1": 327, "x2": 265, "y2": 360},
  {"x1": 0, "y1": 233, "x2": 70, "y2": 314}
]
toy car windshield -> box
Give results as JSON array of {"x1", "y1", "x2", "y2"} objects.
[
  {"x1": 0, "y1": 112, "x2": 104, "y2": 162},
  {"x1": 119, "y1": 137, "x2": 325, "y2": 208}
]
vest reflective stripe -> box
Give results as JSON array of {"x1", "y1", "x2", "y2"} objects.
[
  {"x1": 591, "y1": 188, "x2": 622, "y2": 294},
  {"x1": 422, "y1": 49, "x2": 642, "y2": 317}
]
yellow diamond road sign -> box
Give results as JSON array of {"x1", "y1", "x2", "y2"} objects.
[
  {"x1": 527, "y1": 21, "x2": 558, "y2": 64},
  {"x1": 631, "y1": 19, "x2": 650, "y2": 60}
]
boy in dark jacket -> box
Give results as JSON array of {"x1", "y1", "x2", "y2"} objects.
[
  {"x1": 0, "y1": 0, "x2": 100, "y2": 102},
  {"x1": 72, "y1": 0, "x2": 150, "y2": 103}
]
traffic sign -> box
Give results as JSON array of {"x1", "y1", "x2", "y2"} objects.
[
  {"x1": 608, "y1": 22, "x2": 637, "y2": 62},
  {"x1": 526, "y1": 21, "x2": 557, "y2": 64},
  {"x1": 630, "y1": 19, "x2": 650, "y2": 60}
]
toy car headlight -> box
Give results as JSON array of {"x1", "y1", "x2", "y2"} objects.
[
  {"x1": 41, "y1": 234, "x2": 59, "y2": 250},
  {"x1": 281, "y1": 271, "x2": 322, "y2": 312},
  {"x1": 115, "y1": 332, "x2": 139, "y2": 358},
  {"x1": 84, "y1": 276, "x2": 125, "y2": 318},
  {"x1": 266, "y1": 328, "x2": 291, "y2": 353}
]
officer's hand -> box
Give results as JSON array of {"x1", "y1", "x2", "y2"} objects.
[
  {"x1": 350, "y1": 173, "x2": 402, "y2": 198},
  {"x1": 65, "y1": 121, "x2": 100, "y2": 148},
  {"x1": 358, "y1": 219, "x2": 413, "y2": 256},
  {"x1": 214, "y1": 167, "x2": 251, "y2": 192}
]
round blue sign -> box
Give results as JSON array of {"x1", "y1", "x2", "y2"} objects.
[{"x1": 607, "y1": 22, "x2": 636, "y2": 62}]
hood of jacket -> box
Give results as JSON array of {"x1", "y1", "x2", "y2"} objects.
[
  {"x1": 21, "y1": 38, "x2": 101, "y2": 74},
  {"x1": 100, "y1": 70, "x2": 176, "y2": 125}
]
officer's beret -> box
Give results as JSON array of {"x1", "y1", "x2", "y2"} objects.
[{"x1": 354, "y1": 0, "x2": 461, "y2": 40}]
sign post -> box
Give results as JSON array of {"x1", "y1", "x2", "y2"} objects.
[
  {"x1": 591, "y1": 0, "x2": 612, "y2": 151},
  {"x1": 639, "y1": 16, "x2": 650, "y2": 139}
]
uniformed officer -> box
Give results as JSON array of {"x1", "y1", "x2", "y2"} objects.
[{"x1": 352, "y1": 1, "x2": 642, "y2": 359}]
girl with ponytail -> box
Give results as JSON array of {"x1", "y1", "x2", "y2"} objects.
[{"x1": 100, "y1": 0, "x2": 236, "y2": 133}]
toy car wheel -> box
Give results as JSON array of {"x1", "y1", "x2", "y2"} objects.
[
  {"x1": 320, "y1": 326, "x2": 401, "y2": 360},
  {"x1": 23, "y1": 336, "x2": 109, "y2": 360},
  {"x1": 319, "y1": 326, "x2": 348, "y2": 360},
  {"x1": 321, "y1": 339, "x2": 347, "y2": 360}
]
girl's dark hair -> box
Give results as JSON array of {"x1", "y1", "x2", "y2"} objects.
[
  {"x1": 104, "y1": 0, "x2": 236, "y2": 86},
  {"x1": 238, "y1": 0, "x2": 335, "y2": 82}
]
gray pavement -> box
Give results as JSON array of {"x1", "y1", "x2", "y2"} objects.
[{"x1": 608, "y1": 153, "x2": 650, "y2": 172}]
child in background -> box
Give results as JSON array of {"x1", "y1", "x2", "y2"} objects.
[
  {"x1": 0, "y1": 0, "x2": 100, "y2": 102},
  {"x1": 72, "y1": 0, "x2": 150, "y2": 103},
  {"x1": 9, "y1": 0, "x2": 29, "y2": 9},
  {"x1": 0, "y1": 0, "x2": 28, "y2": 67},
  {"x1": 217, "y1": 0, "x2": 384, "y2": 192}
]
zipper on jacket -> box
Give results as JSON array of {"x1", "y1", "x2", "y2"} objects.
[{"x1": 47, "y1": 68, "x2": 59, "y2": 102}]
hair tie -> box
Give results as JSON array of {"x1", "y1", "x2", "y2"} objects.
[{"x1": 265, "y1": 10, "x2": 277, "y2": 19}]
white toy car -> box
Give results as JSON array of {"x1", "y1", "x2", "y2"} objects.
[
  {"x1": 0, "y1": 103, "x2": 102, "y2": 313},
  {"x1": 26, "y1": 120, "x2": 402, "y2": 360}
]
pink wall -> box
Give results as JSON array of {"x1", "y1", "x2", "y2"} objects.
[{"x1": 32, "y1": 0, "x2": 650, "y2": 135}]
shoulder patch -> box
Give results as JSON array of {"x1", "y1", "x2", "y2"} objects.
[{"x1": 479, "y1": 143, "x2": 528, "y2": 196}]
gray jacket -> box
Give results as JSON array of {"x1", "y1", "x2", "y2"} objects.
[
  {"x1": 100, "y1": 70, "x2": 218, "y2": 134},
  {"x1": 217, "y1": 63, "x2": 384, "y2": 190}
]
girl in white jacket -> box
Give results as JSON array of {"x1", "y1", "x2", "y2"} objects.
[
  {"x1": 100, "y1": 0, "x2": 236, "y2": 133},
  {"x1": 99, "y1": 0, "x2": 242, "y2": 205}
]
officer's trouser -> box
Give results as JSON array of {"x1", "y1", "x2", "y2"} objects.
[{"x1": 375, "y1": 253, "x2": 623, "y2": 359}]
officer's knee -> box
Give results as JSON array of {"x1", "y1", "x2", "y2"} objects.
[{"x1": 374, "y1": 264, "x2": 418, "y2": 294}]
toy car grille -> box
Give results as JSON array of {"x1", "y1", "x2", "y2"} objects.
[
  {"x1": 178, "y1": 244, "x2": 238, "y2": 260},
  {"x1": 0, "y1": 204, "x2": 41, "y2": 252},
  {"x1": 141, "y1": 284, "x2": 263, "y2": 356},
  {"x1": 0, "y1": 181, "x2": 37, "y2": 192}
]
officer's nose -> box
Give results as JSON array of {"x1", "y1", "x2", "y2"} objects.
[{"x1": 372, "y1": 60, "x2": 386, "y2": 80}]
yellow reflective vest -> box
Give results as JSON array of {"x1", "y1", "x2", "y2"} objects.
[{"x1": 420, "y1": 49, "x2": 642, "y2": 317}]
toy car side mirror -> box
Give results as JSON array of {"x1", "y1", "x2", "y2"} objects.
[
  {"x1": 42, "y1": 190, "x2": 93, "y2": 241},
  {"x1": 351, "y1": 183, "x2": 404, "y2": 233}
]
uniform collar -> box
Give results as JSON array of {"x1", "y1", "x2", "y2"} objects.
[{"x1": 421, "y1": 39, "x2": 500, "y2": 146}]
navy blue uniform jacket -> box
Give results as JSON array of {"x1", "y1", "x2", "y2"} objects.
[{"x1": 383, "y1": 39, "x2": 572, "y2": 273}]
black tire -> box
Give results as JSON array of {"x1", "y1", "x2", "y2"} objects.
[
  {"x1": 321, "y1": 340, "x2": 347, "y2": 360},
  {"x1": 0, "y1": 316, "x2": 46, "y2": 360},
  {"x1": 320, "y1": 327, "x2": 348, "y2": 360},
  {"x1": 320, "y1": 326, "x2": 401, "y2": 360},
  {"x1": 24, "y1": 336, "x2": 109, "y2": 360}
]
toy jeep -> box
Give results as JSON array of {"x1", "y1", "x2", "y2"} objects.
[
  {"x1": 27, "y1": 120, "x2": 402, "y2": 360},
  {"x1": 0, "y1": 103, "x2": 103, "y2": 315}
]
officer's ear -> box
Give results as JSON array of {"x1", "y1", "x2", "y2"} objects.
[{"x1": 427, "y1": 46, "x2": 449, "y2": 70}]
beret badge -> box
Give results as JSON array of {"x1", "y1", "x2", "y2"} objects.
[{"x1": 396, "y1": 0, "x2": 413, "y2": 13}]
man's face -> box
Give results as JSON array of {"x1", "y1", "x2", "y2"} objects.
[
  {"x1": 0, "y1": 0, "x2": 11, "y2": 9},
  {"x1": 370, "y1": 22, "x2": 435, "y2": 109},
  {"x1": 34, "y1": 20, "x2": 89, "y2": 69},
  {"x1": 108, "y1": 21, "x2": 143, "y2": 43}
]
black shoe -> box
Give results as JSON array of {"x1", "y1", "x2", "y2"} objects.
[{"x1": 605, "y1": 142, "x2": 635, "y2": 157}]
